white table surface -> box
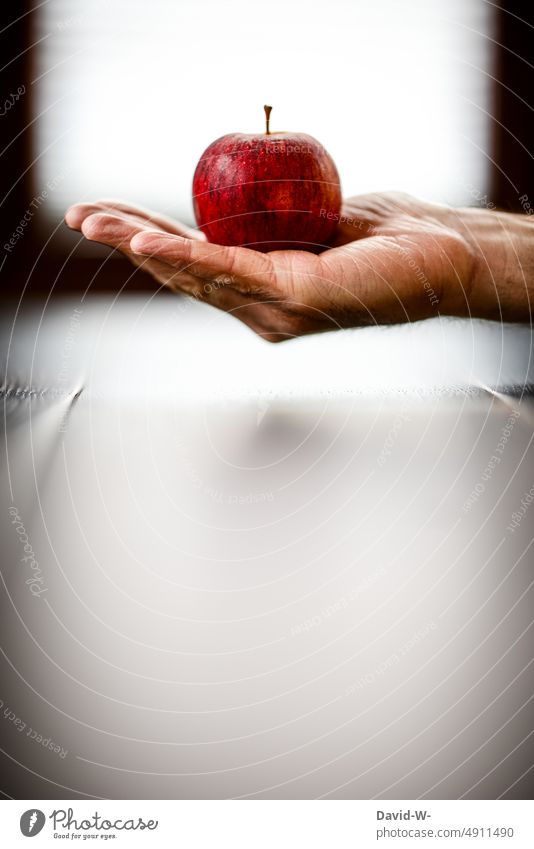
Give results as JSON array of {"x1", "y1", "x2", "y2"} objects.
[{"x1": 1, "y1": 294, "x2": 533, "y2": 799}]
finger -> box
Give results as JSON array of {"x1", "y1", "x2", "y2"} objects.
[
  {"x1": 96, "y1": 200, "x2": 206, "y2": 239},
  {"x1": 66, "y1": 203, "x2": 172, "y2": 235},
  {"x1": 65, "y1": 201, "x2": 204, "y2": 240},
  {"x1": 129, "y1": 231, "x2": 275, "y2": 295},
  {"x1": 65, "y1": 200, "x2": 205, "y2": 241},
  {"x1": 80, "y1": 212, "x2": 203, "y2": 290},
  {"x1": 67, "y1": 204, "x2": 159, "y2": 232},
  {"x1": 81, "y1": 212, "x2": 146, "y2": 247}
]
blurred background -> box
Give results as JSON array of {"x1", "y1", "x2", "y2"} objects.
[
  {"x1": 1, "y1": 0, "x2": 534, "y2": 803},
  {"x1": 1, "y1": 0, "x2": 533, "y2": 293}
]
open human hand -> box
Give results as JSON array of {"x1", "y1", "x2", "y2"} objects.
[{"x1": 65, "y1": 193, "x2": 530, "y2": 341}]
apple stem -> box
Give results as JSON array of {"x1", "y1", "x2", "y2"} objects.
[{"x1": 264, "y1": 104, "x2": 272, "y2": 135}]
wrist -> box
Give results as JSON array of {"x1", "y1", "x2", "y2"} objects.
[{"x1": 443, "y1": 206, "x2": 534, "y2": 321}]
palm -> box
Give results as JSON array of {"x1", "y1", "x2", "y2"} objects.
[{"x1": 66, "y1": 193, "x2": 475, "y2": 341}]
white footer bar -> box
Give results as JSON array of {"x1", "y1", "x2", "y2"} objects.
[{"x1": 1, "y1": 799, "x2": 532, "y2": 847}]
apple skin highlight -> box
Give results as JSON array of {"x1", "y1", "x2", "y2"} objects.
[{"x1": 192, "y1": 109, "x2": 342, "y2": 252}]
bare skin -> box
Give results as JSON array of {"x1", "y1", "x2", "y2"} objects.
[{"x1": 65, "y1": 193, "x2": 534, "y2": 342}]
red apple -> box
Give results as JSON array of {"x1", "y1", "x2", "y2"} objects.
[{"x1": 192, "y1": 106, "x2": 342, "y2": 252}]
